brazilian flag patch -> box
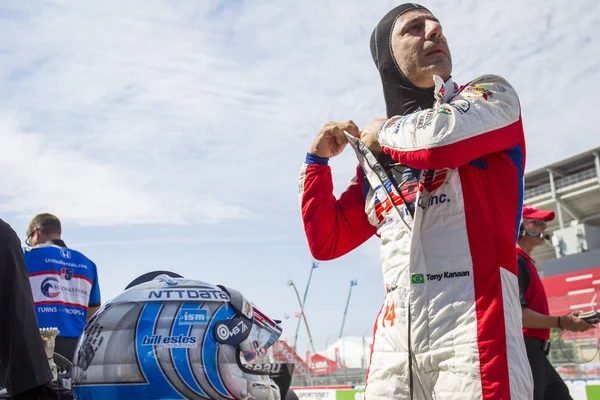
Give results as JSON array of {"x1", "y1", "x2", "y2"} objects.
[{"x1": 411, "y1": 274, "x2": 425, "y2": 284}]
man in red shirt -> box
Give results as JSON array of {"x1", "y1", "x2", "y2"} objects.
[{"x1": 518, "y1": 205, "x2": 593, "y2": 400}]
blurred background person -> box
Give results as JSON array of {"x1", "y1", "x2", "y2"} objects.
[
  {"x1": 24, "y1": 213, "x2": 101, "y2": 361},
  {"x1": 518, "y1": 205, "x2": 593, "y2": 400}
]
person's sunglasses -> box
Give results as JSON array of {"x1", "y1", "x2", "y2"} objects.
[
  {"x1": 530, "y1": 219, "x2": 546, "y2": 226},
  {"x1": 24, "y1": 228, "x2": 36, "y2": 246}
]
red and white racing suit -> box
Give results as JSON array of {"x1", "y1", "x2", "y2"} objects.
[{"x1": 299, "y1": 75, "x2": 533, "y2": 399}]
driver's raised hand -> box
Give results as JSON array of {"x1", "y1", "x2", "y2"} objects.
[{"x1": 308, "y1": 120, "x2": 360, "y2": 158}]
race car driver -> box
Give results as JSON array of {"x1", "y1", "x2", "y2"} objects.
[{"x1": 299, "y1": 3, "x2": 532, "y2": 399}]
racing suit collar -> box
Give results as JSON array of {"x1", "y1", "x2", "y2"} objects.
[{"x1": 433, "y1": 75, "x2": 459, "y2": 105}]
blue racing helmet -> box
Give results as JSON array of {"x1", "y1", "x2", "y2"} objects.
[{"x1": 71, "y1": 274, "x2": 283, "y2": 400}]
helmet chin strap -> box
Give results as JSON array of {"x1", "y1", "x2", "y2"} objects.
[{"x1": 521, "y1": 231, "x2": 551, "y2": 240}]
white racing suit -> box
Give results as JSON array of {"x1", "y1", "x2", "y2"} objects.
[{"x1": 299, "y1": 75, "x2": 533, "y2": 399}]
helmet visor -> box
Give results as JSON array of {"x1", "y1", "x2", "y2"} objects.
[{"x1": 239, "y1": 306, "x2": 282, "y2": 362}]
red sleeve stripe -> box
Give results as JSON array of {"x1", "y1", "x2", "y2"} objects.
[
  {"x1": 29, "y1": 270, "x2": 93, "y2": 285},
  {"x1": 382, "y1": 119, "x2": 523, "y2": 170}
]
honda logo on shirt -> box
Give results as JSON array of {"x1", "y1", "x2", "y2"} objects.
[{"x1": 60, "y1": 249, "x2": 71, "y2": 259}]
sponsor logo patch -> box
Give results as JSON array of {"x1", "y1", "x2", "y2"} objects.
[
  {"x1": 415, "y1": 109, "x2": 436, "y2": 130},
  {"x1": 142, "y1": 334, "x2": 198, "y2": 348},
  {"x1": 426, "y1": 271, "x2": 471, "y2": 282},
  {"x1": 451, "y1": 99, "x2": 471, "y2": 114},
  {"x1": 464, "y1": 84, "x2": 494, "y2": 100},
  {"x1": 41, "y1": 277, "x2": 61, "y2": 298},
  {"x1": 177, "y1": 309, "x2": 208, "y2": 325}
]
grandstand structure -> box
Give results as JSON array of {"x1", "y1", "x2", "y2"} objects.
[{"x1": 525, "y1": 146, "x2": 600, "y2": 267}]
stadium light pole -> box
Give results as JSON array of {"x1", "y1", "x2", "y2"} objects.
[
  {"x1": 339, "y1": 279, "x2": 358, "y2": 339},
  {"x1": 291, "y1": 260, "x2": 318, "y2": 351},
  {"x1": 288, "y1": 278, "x2": 317, "y2": 355},
  {"x1": 301, "y1": 261, "x2": 319, "y2": 309}
]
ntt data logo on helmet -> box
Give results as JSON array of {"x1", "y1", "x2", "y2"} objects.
[
  {"x1": 147, "y1": 289, "x2": 230, "y2": 301},
  {"x1": 411, "y1": 274, "x2": 425, "y2": 284}
]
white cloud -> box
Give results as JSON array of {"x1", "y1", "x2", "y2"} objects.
[
  {"x1": 0, "y1": 115, "x2": 251, "y2": 225},
  {"x1": 0, "y1": 0, "x2": 598, "y2": 228}
]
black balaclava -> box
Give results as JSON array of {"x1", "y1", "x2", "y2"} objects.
[{"x1": 370, "y1": 3, "x2": 435, "y2": 117}]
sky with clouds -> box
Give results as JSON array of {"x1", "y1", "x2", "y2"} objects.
[{"x1": 1, "y1": 0, "x2": 599, "y2": 355}]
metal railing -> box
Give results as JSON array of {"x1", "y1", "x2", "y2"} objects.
[
  {"x1": 291, "y1": 368, "x2": 367, "y2": 387},
  {"x1": 524, "y1": 167, "x2": 598, "y2": 200}
]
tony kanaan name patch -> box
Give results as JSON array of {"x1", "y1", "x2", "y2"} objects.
[{"x1": 412, "y1": 271, "x2": 470, "y2": 284}]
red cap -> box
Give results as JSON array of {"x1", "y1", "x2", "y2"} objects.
[{"x1": 522, "y1": 205, "x2": 555, "y2": 222}]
